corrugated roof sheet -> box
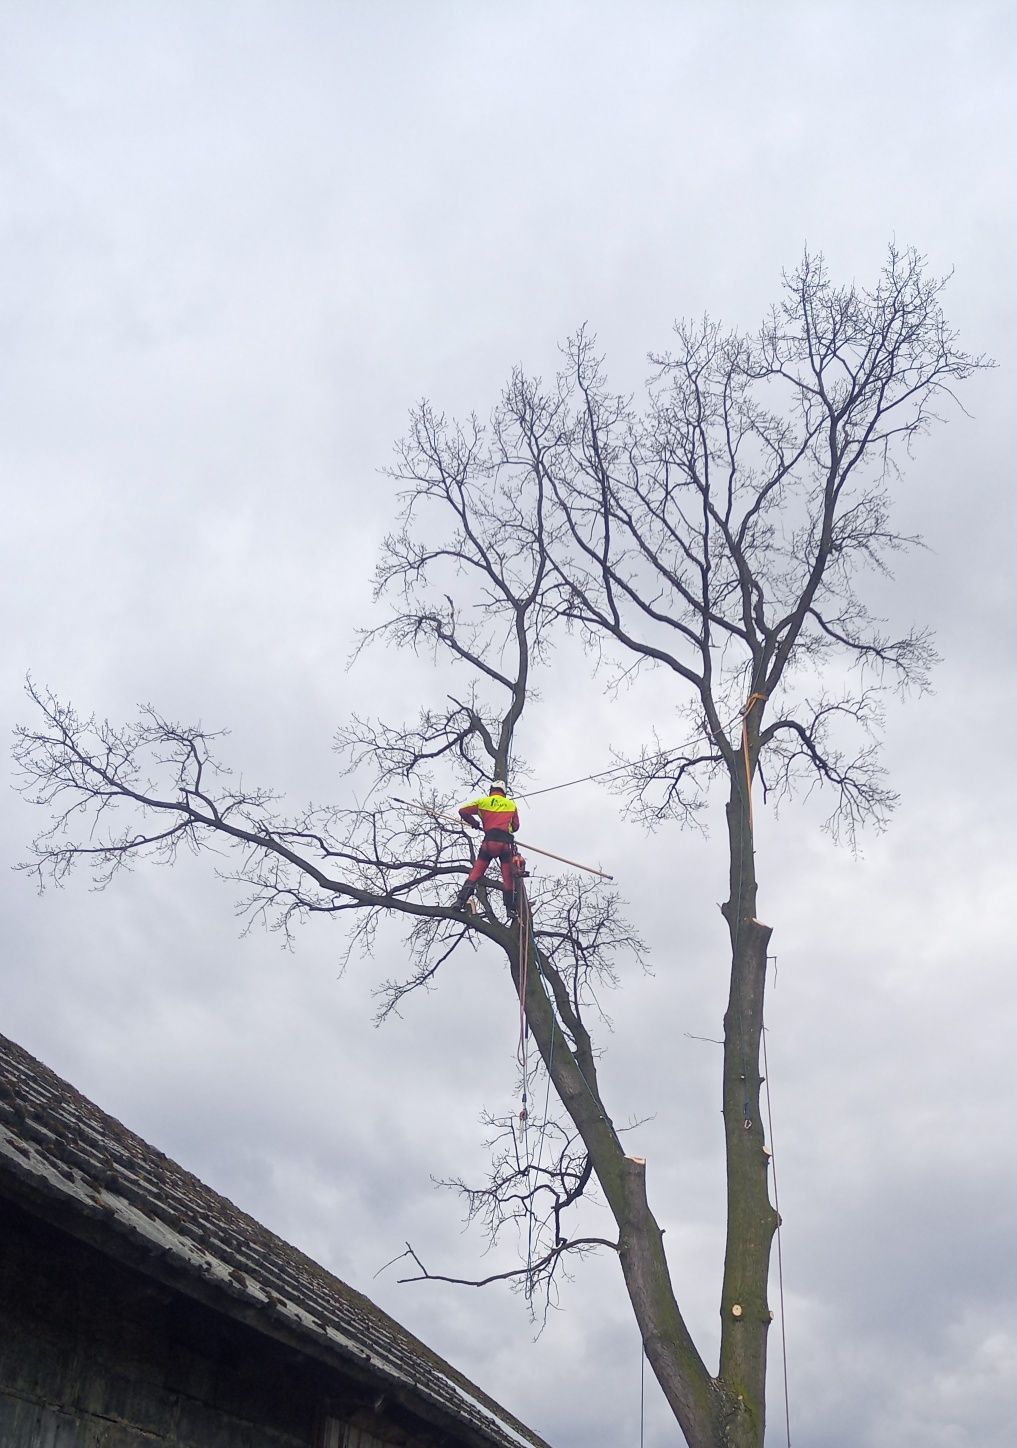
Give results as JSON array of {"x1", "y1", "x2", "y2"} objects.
[{"x1": 0, "y1": 1031, "x2": 552, "y2": 1448}]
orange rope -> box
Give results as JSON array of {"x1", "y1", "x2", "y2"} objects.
[
  {"x1": 517, "y1": 883, "x2": 530, "y2": 1076},
  {"x1": 741, "y1": 692, "x2": 767, "y2": 834},
  {"x1": 516, "y1": 882, "x2": 533, "y2": 1298}
]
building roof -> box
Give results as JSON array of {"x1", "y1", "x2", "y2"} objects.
[{"x1": 0, "y1": 1030, "x2": 552, "y2": 1448}]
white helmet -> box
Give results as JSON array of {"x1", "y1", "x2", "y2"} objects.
[{"x1": 490, "y1": 779, "x2": 507, "y2": 793}]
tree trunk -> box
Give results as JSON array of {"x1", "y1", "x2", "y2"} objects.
[
  {"x1": 515, "y1": 911, "x2": 769, "y2": 1448},
  {"x1": 716, "y1": 765, "x2": 778, "y2": 1448}
]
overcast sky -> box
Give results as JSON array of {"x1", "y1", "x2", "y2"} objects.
[{"x1": 2, "y1": 4, "x2": 1016, "y2": 1446}]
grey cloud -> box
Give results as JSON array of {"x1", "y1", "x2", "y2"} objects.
[{"x1": 3, "y1": 5, "x2": 1016, "y2": 1447}]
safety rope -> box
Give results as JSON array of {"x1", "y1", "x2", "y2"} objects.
[
  {"x1": 515, "y1": 879, "x2": 535, "y2": 1298},
  {"x1": 532, "y1": 993, "x2": 555, "y2": 1194},
  {"x1": 639, "y1": 1340, "x2": 646, "y2": 1448},
  {"x1": 513, "y1": 705, "x2": 746, "y2": 802},
  {"x1": 741, "y1": 691, "x2": 767, "y2": 834},
  {"x1": 391, "y1": 797, "x2": 614, "y2": 881},
  {"x1": 762, "y1": 1021, "x2": 792, "y2": 1448},
  {"x1": 504, "y1": 752, "x2": 535, "y2": 1301},
  {"x1": 736, "y1": 688, "x2": 792, "y2": 1442},
  {"x1": 517, "y1": 882, "x2": 530, "y2": 1075},
  {"x1": 512, "y1": 879, "x2": 566, "y2": 1303},
  {"x1": 733, "y1": 690, "x2": 768, "y2": 1123}
]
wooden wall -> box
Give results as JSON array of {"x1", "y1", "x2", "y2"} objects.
[{"x1": 0, "y1": 1197, "x2": 428, "y2": 1448}]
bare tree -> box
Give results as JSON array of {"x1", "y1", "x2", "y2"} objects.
[{"x1": 15, "y1": 248, "x2": 987, "y2": 1448}]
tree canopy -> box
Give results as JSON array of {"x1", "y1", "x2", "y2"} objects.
[{"x1": 15, "y1": 246, "x2": 987, "y2": 1448}]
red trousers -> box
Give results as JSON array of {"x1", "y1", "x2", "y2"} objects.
[{"x1": 466, "y1": 841, "x2": 515, "y2": 891}]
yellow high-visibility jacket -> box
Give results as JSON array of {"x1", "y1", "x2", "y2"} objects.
[{"x1": 458, "y1": 793, "x2": 520, "y2": 842}]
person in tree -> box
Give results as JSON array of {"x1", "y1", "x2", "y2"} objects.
[{"x1": 454, "y1": 780, "x2": 520, "y2": 916}]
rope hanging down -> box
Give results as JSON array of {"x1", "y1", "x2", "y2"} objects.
[
  {"x1": 762, "y1": 1021, "x2": 792, "y2": 1448},
  {"x1": 733, "y1": 689, "x2": 769, "y2": 1127},
  {"x1": 741, "y1": 691, "x2": 767, "y2": 835},
  {"x1": 511, "y1": 878, "x2": 559, "y2": 1303},
  {"x1": 515, "y1": 878, "x2": 534, "y2": 1297},
  {"x1": 517, "y1": 882, "x2": 531, "y2": 1078},
  {"x1": 737, "y1": 687, "x2": 793, "y2": 1442}
]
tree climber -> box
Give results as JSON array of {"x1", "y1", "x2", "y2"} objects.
[{"x1": 454, "y1": 780, "x2": 521, "y2": 917}]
